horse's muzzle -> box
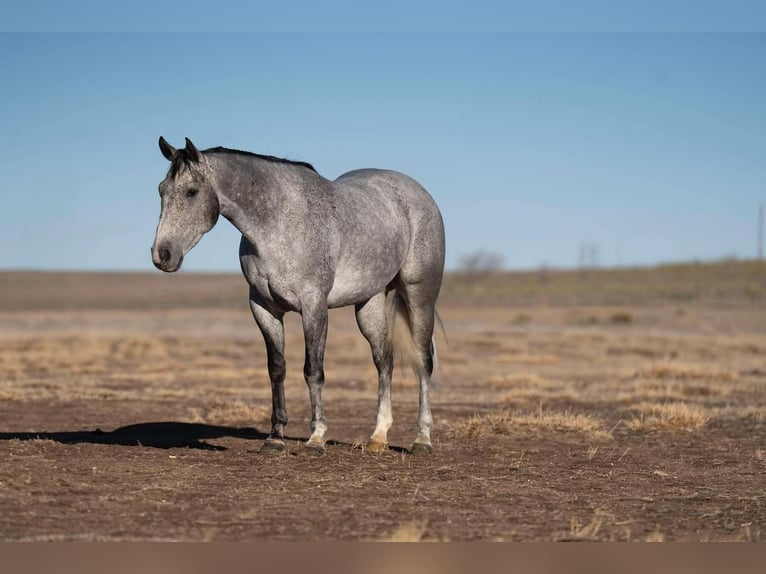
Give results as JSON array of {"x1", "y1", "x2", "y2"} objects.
[{"x1": 151, "y1": 244, "x2": 183, "y2": 272}]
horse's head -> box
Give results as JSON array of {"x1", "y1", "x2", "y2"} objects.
[{"x1": 152, "y1": 137, "x2": 220, "y2": 272}]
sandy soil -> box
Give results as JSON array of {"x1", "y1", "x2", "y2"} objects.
[{"x1": 0, "y1": 274, "x2": 764, "y2": 541}]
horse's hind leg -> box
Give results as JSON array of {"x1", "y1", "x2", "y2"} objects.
[
  {"x1": 249, "y1": 289, "x2": 287, "y2": 453},
  {"x1": 355, "y1": 292, "x2": 394, "y2": 452},
  {"x1": 400, "y1": 283, "x2": 438, "y2": 455}
]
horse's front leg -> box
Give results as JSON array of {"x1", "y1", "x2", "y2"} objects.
[
  {"x1": 301, "y1": 300, "x2": 329, "y2": 455},
  {"x1": 249, "y1": 290, "x2": 287, "y2": 453}
]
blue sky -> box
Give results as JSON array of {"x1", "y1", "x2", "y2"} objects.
[
  {"x1": 3, "y1": 1, "x2": 765, "y2": 33},
  {"x1": 0, "y1": 31, "x2": 764, "y2": 271}
]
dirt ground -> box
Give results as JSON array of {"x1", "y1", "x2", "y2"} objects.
[{"x1": 0, "y1": 271, "x2": 764, "y2": 541}]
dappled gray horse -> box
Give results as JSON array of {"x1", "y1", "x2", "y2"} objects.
[{"x1": 151, "y1": 138, "x2": 445, "y2": 455}]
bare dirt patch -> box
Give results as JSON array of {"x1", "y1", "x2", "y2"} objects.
[{"x1": 0, "y1": 268, "x2": 765, "y2": 541}]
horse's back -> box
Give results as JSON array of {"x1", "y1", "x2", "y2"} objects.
[
  {"x1": 333, "y1": 169, "x2": 443, "y2": 239},
  {"x1": 333, "y1": 168, "x2": 438, "y2": 210}
]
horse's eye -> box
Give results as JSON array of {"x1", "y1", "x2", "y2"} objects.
[{"x1": 186, "y1": 188, "x2": 198, "y2": 198}]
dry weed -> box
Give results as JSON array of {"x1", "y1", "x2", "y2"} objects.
[
  {"x1": 716, "y1": 405, "x2": 765, "y2": 421},
  {"x1": 638, "y1": 363, "x2": 737, "y2": 382},
  {"x1": 569, "y1": 513, "x2": 603, "y2": 540},
  {"x1": 627, "y1": 402, "x2": 712, "y2": 431},
  {"x1": 556, "y1": 509, "x2": 620, "y2": 541},
  {"x1": 618, "y1": 379, "x2": 730, "y2": 405},
  {"x1": 487, "y1": 373, "x2": 551, "y2": 388},
  {"x1": 645, "y1": 525, "x2": 665, "y2": 542},
  {"x1": 494, "y1": 353, "x2": 559, "y2": 365},
  {"x1": 736, "y1": 523, "x2": 759, "y2": 542},
  {"x1": 452, "y1": 409, "x2": 611, "y2": 441},
  {"x1": 189, "y1": 399, "x2": 269, "y2": 427},
  {"x1": 499, "y1": 388, "x2": 577, "y2": 406},
  {"x1": 0, "y1": 389, "x2": 22, "y2": 401},
  {"x1": 380, "y1": 520, "x2": 429, "y2": 542}
]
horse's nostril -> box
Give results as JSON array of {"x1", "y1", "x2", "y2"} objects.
[{"x1": 159, "y1": 248, "x2": 171, "y2": 263}]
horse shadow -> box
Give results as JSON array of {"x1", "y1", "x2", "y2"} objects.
[{"x1": 0, "y1": 421, "x2": 409, "y2": 453}]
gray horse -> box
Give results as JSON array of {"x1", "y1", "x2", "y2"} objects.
[{"x1": 151, "y1": 137, "x2": 445, "y2": 455}]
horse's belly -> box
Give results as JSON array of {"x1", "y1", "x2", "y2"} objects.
[{"x1": 327, "y1": 253, "x2": 401, "y2": 308}]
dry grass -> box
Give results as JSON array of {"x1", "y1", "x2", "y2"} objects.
[
  {"x1": 493, "y1": 353, "x2": 559, "y2": 365},
  {"x1": 3, "y1": 261, "x2": 766, "y2": 312},
  {"x1": 614, "y1": 378, "x2": 731, "y2": 406},
  {"x1": 189, "y1": 400, "x2": 269, "y2": 427},
  {"x1": 0, "y1": 389, "x2": 22, "y2": 401},
  {"x1": 0, "y1": 336, "x2": 175, "y2": 376},
  {"x1": 1, "y1": 267, "x2": 766, "y2": 542},
  {"x1": 626, "y1": 402, "x2": 713, "y2": 431},
  {"x1": 0, "y1": 333, "x2": 267, "y2": 402},
  {"x1": 490, "y1": 373, "x2": 571, "y2": 404},
  {"x1": 736, "y1": 523, "x2": 761, "y2": 542},
  {"x1": 711, "y1": 405, "x2": 765, "y2": 421},
  {"x1": 645, "y1": 525, "x2": 666, "y2": 542},
  {"x1": 638, "y1": 363, "x2": 737, "y2": 383},
  {"x1": 452, "y1": 409, "x2": 612, "y2": 441},
  {"x1": 440, "y1": 260, "x2": 766, "y2": 306},
  {"x1": 380, "y1": 521, "x2": 429, "y2": 542},
  {"x1": 555, "y1": 509, "x2": 633, "y2": 541},
  {"x1": 487, "y1": 373, "x2": 551, "y2": 388},
  {"x1": 568, "y1": 513, "x2": 604, "y2": 540}
]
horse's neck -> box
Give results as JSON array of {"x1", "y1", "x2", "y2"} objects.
[{"x1": 209, "y1": 154, "x2": 317, "y2": 241}]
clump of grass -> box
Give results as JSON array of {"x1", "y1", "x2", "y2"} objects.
[
  {"x1": 189, "y1": 399, "x2": 269, "y2": 427},
  {"x1": 744, "y1": 283, "x2": 763, "y2": 301},
  {"x1": 501, "y1": 390, "x2": 576, "y2": 404},
  {"x1": 714, "y1": 405, "x2": 765, "y2": 421},
  {"x1": 616, "y1": 378, "x2": 730, "y2": 405},
  {"x1": 510, "y1": 313, "x2": 532, "y2": 325},
  {"x1": 493, "y1": 353, "x2": 559, "y2": 365},
  {"x1": 452, "y1": 409, "x2": 612, "y2": 441},
  {"x1": 0, "y1": 389, "x2": 21, "y2": 401},
  {"x1": 638, "y1": 363, "x2": 737, "y2": 382},
  {"x1": 626, "y1": 402, "x2": 712, "y2": 431},
  {"x1": 487, "y1": 373, "x2": 551, "y2": 388},
  {"x1": 380, "y1": 520, "x2": 429, "y2": 542},
  {"x1": 610, "y1": 311, "x2": 633, "y2": 325},
  {"x1": 569, "y1": 513, "x2": 603, "y2": 540},
  {"x1": 645, "y1": 525, "x2": 665, "y2": 542},
  {"x1": 489, "y1": 373, "x2": 561, "y2": 403},
  {"x1": 554, "y1": 510, "x2": 619, "y2": 541}
]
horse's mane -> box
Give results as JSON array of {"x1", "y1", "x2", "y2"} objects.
[
  {"x1": 169, "y1": 146, "x2": 316, "y2": 178},
  {"x1": 204, "y1": 147, "x2": 316, "y2": 172}
]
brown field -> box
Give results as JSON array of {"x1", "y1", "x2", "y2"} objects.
[{"x1": 0, "y1": 262, "x2": 765, "y2": 541}]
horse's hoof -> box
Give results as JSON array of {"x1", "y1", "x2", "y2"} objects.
[
  {"x1": 260, "y1": 439, "x2": 286, "y2": 454},
  {"x1": 410, "y1": 442, "x2": 434, "y2": 455},
  {"x1": 366, "y1": 440, "x2": 388, "y2": 453},
  {"x1": 305, "y1": 443, "x2": 326, "y2": 456}
]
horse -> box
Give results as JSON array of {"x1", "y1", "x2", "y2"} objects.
[{"x1": 151, "y1": 137, "x2": 445, "y2": 455}]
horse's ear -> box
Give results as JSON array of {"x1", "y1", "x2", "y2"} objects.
[
  {"x1": 159, "y1": 136, "x2": 177, "y2": 161},
  {"x1": 184, "y1": 137, "x2": 201, "y2": 163}
]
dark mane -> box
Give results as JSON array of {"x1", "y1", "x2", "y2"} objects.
[
  {"x1": 169, "y1": 146, "x2": 317, "y2": 178},
  {"x1": 204, "y1": 146, "x2": 317, "y2": 173}
]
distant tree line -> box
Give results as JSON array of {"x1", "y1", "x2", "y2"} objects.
[{"x1": 457, "y1": 249, "x2": 505, "y2": 272}]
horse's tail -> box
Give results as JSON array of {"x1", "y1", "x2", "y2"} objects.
[{"x1": 387, "y1": 292, "x2": 444, "y2": 383}]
